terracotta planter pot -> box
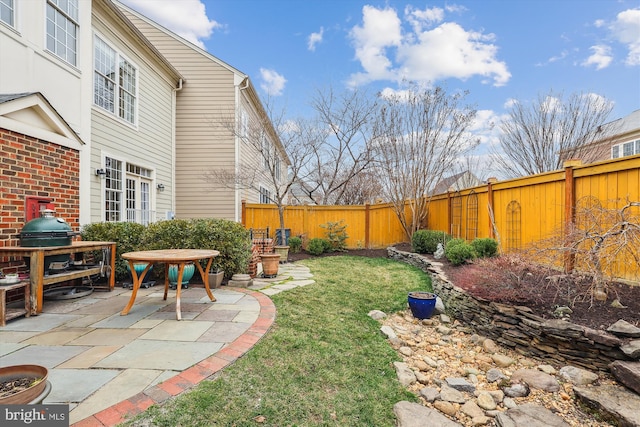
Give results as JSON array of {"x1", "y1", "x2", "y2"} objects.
[
  {"x1": 0, "y1": 364, "x2": 50, "y2": 404},
  {"x1": 260, "y1": 253, "x2": 280, "y2": 278}
]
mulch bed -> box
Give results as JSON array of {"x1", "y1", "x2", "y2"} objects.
[{"x1": 287, "y1": 245, "x2": 640, "y2": 331}]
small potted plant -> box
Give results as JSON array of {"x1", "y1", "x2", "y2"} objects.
[{"x1": 208, "y1": 259, "x2": 225, "y2": 288}]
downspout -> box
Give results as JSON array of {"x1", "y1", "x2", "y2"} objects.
[
  {"x1": 235, "y1": 77, "x2": 250, "y2": 222},
  {"x1": 171, "y1": 78, "x2": 183, "y2": 219}
]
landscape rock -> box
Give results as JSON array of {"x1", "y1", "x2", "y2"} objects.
[
  {"x1": 476, "y1": 391, "x2": 497, "y2": 410},
  {"x1": 394, "y1": 361, "x2": 417, "y2": 387},
  {"x1": 574, "y1": 384, "x2": 640, "y2": 427},
  {"x1": 434, "y1": 400, "x2": 458, "y2": 416},
  {"x1": 492, "y1": 354, "x2": 515, "y2": 368},
  {"x1": 495, "y1": 403, "x2": 570, "y2": 427},
  {"x1": 446, "y1": 377, "x2": 476, "y2": 393},
  {"x1": 368, "y1": 309, "x2": 387, "y2": 320},
  {"x1": 620, "y1": 340, "x2": 640, "y2": 359},
  {"x1": 607, "y1": 319, "x2": 640, "y2": 338},
  {"x1": 380, "y1": 325, "x2": 397, "y2": 339},
  {"x1": 502, "y1": 383, "x2": 530, "y2": 398},
  {"x1": 609, "y1": 361, "x2": 640, "y2": 395},
  {"x1": 486, "y1": 368, "x2": 507, "y2": 383},
  {"x1": 461, "y1": 400, "x2": 484, "y2": 418},
  {"x1": 558, "y1": 366, "x2": 599, "y2": 386},
  {"x1": 511, "y1": 369, "x2": 560, "y2": 392},
  {"x1": 440, "y1": 384, "x2": 466, "y2": 403},
  {"x1": 394, "y1": 401, "x2": 463, "y2": 427},
  {"x1": 482, "y1": 339, "x2": 499, "y2": 354},
  {"x1": 419, "y1": 387, "x2": 440, "y2": 402}
]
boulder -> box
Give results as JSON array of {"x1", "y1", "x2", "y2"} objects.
[{"x1": 609, "y1": 361, "x2": 640, "y2": 395}]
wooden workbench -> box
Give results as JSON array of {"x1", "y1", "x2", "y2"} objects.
[{"x1": 0, "y1": 241, "x2": 116, "y2": 314}]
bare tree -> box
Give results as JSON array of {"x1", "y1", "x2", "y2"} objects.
[
  {"x1": 204, "y1": 102, "x2": 317, "y2": 244},
  {"x1": 372, "y1": 85, "x2": 479, "y2": 239},
  {"x1": 297, "y1": 86, "x2": 378, "y2": 205},
  {"x1": 531, "y1": 198, "x2": 640, "y2": 304},
  {"x1": 493, "y1": 90, "x2": 614, "y2": 178}
]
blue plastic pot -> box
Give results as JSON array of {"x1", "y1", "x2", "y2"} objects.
[{"x1": 407, "y1": 292, "x2": 437, "y2": 319}]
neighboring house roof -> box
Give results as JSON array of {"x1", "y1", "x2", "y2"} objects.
[
  {"x1": 599, "y1": 109, "x2": 640, "y2": 138},
  {"x1": 0, "y1": 92, "x2": 84, "y2": 149},
  {"x1": 567, "y1": 109, "x2": 640, "y2": 163},
  {"x1": 431, "y1": 170, "x2": 483, "y2": 195}
]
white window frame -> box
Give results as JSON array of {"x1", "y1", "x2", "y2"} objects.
[
  {"x1": 93, "y1": 35, "x2": 138, "y2": 125},
  {"x1": 611, "y1": 139, "x2": 640, "y2": 159},
  {"x1": 0, "y1": 0, "x2": 14, "y2": 28},
  {"x1": 259, "y1": 186, "x2": 271, "y2": 204},
  {"x1": 46, "y1": 0, "x2": 78, "y2": 66},
  {"x1": 103, "y1": 155, "x2": 155, "y2": 224}
]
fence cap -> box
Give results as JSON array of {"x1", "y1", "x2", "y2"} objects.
[{"x1": 563, "y1": 159, "x2": 583, "y2": 168}]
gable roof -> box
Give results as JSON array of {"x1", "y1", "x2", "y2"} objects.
[
  {"x1": 431, "y1": 170, "x2": 483, "y2": 195},
  {"x1": 97, "y1": 0, "x2": 183, "y2": 83},
  {"x1": 0, "y1": 92, "x2": 84, "y2": 149}
]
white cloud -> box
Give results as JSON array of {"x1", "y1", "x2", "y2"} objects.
[
  {"x1": 121, "y1": 0, "x2": 221, "y2": 49},
  {"x1": 404, "y1": 5, "x2": 444, "y2": 33},
  {"x1": 348, "y1": 6, "x2": 403, "y2": 85},
  {"x1": 348, "y1": 5, "x2": 510, "y2": 88},
  {"x1": 260, "y1": 68, "x2": 287, "y2": 96},
  {"x1": 609, "y1": 8, "x2": 640, "y2": 66},
  {"x1": 308, "y1": 27, "x2": 324, "y2": 51},
  {"x1": 582, "y1": 44, "x2": 613, "y2": 70}
]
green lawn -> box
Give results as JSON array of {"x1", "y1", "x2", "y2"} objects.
[{"x1": 123, "y1": 256, "x2": 432, "y2": 427}]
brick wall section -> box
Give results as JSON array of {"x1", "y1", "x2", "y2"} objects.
[
  {"x1": 0, "y1": 128, "x2": 80, "y2": 246},
  {"x1": 247, "y1": 238, "x2": 274, "y2": 278}
]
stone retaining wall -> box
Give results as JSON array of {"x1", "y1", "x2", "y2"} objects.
[{"x1": 388, "y1": 247, "x2": 635, "y2": 371}]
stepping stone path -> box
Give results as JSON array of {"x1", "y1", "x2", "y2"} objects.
[{"x1": 248, "y1": 263, "x2": 316, "y2": 295}]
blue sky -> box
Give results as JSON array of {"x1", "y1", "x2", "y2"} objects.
[{"x1": 120, "y1": 0, "x2": 639, "y2": 166}]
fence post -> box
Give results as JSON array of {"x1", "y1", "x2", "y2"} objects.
[
  {"x1": 365, "y1": 203, "x2": 370, "y2": 249},
  {"x1": 241, "y1": 199, "x2": 246, "y2": 226},
  {"x1": 563, "y1": 160, "x2": 581, "y2": 273},
  {"x1": 487, "y1": 178, "x2": 497, "y2": 238}
]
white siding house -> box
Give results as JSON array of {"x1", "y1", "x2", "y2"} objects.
[
  {"x1": 117, "y1": 1, "x2": 289, "y2": 222},
  {"x1": 1, "y1": 0, "x2": 182, "y2": 228},
  {"x1": 89, "y1": 0, "x2": 182, "y2": 224}
]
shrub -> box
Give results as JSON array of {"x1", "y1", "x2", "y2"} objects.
[
  {"x1": 471, "y1": 238, "x2": 499, "y2": 258},
  {"x1": 446, "y1": 242, "x2": 477, "y2": 266},
  {"x1": 188, "y1": 219, "x2": 252, "y2": 279},
  {"x1": 288, "y1": 236, "x2": 303, "y2": 253},
  {"x1": 307, "y1": 238, "x2": 327, "y2": 256},
  {"x1": 139, "y1": 219, "x2": 251, "y2": 279},
  {"x1": 412, "y1": 230, "x2": 450, "y2": 254},
  {"x1": 445, "y1": 238, "x2": 466, "y2": 253},
  {"x1": 320, "y1": 221, "x2": 348, "y2": 252},
  {"x1": 80, "y1": 221, "x2": 146, "y2": 281}
]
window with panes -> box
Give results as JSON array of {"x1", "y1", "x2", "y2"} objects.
[
  {"x1": 611, "y1": 140, "x2": 640, "y2": 159},
  {"x1": 0, "y1": 0, "x2": 14, "y2": 27},
  {"x1": 46, "y1": 0, "x2": 78, "y2": 66},
  {"x1": 94, "y1": 36, "x2": 137, "y2": 124},
  {"x1": 259, "y1": 186, "x2": 271, "y2": 204},
  {"x1": 104, "y1": 157, "x2": 152, "y2": 223}
]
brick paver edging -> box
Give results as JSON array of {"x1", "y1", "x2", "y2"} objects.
[{"x1": 71, "y1": 289, "x2": 276, "y2": 427}]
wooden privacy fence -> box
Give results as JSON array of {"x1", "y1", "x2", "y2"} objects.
[{"x1": 242, "y1": 155, "x2": 640, "y2": 282}]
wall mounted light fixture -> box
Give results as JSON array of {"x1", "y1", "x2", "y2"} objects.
[
  {"x1": 156, "y1": 183, "x2": 165, "y2": 191},
  {"x1": 95, "y1": 168, "x2": 106, "y2": 177}
]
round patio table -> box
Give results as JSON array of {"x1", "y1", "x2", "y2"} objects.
[{"x1": 120, "y1": 249, "x2": 219, "y2": 320}]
